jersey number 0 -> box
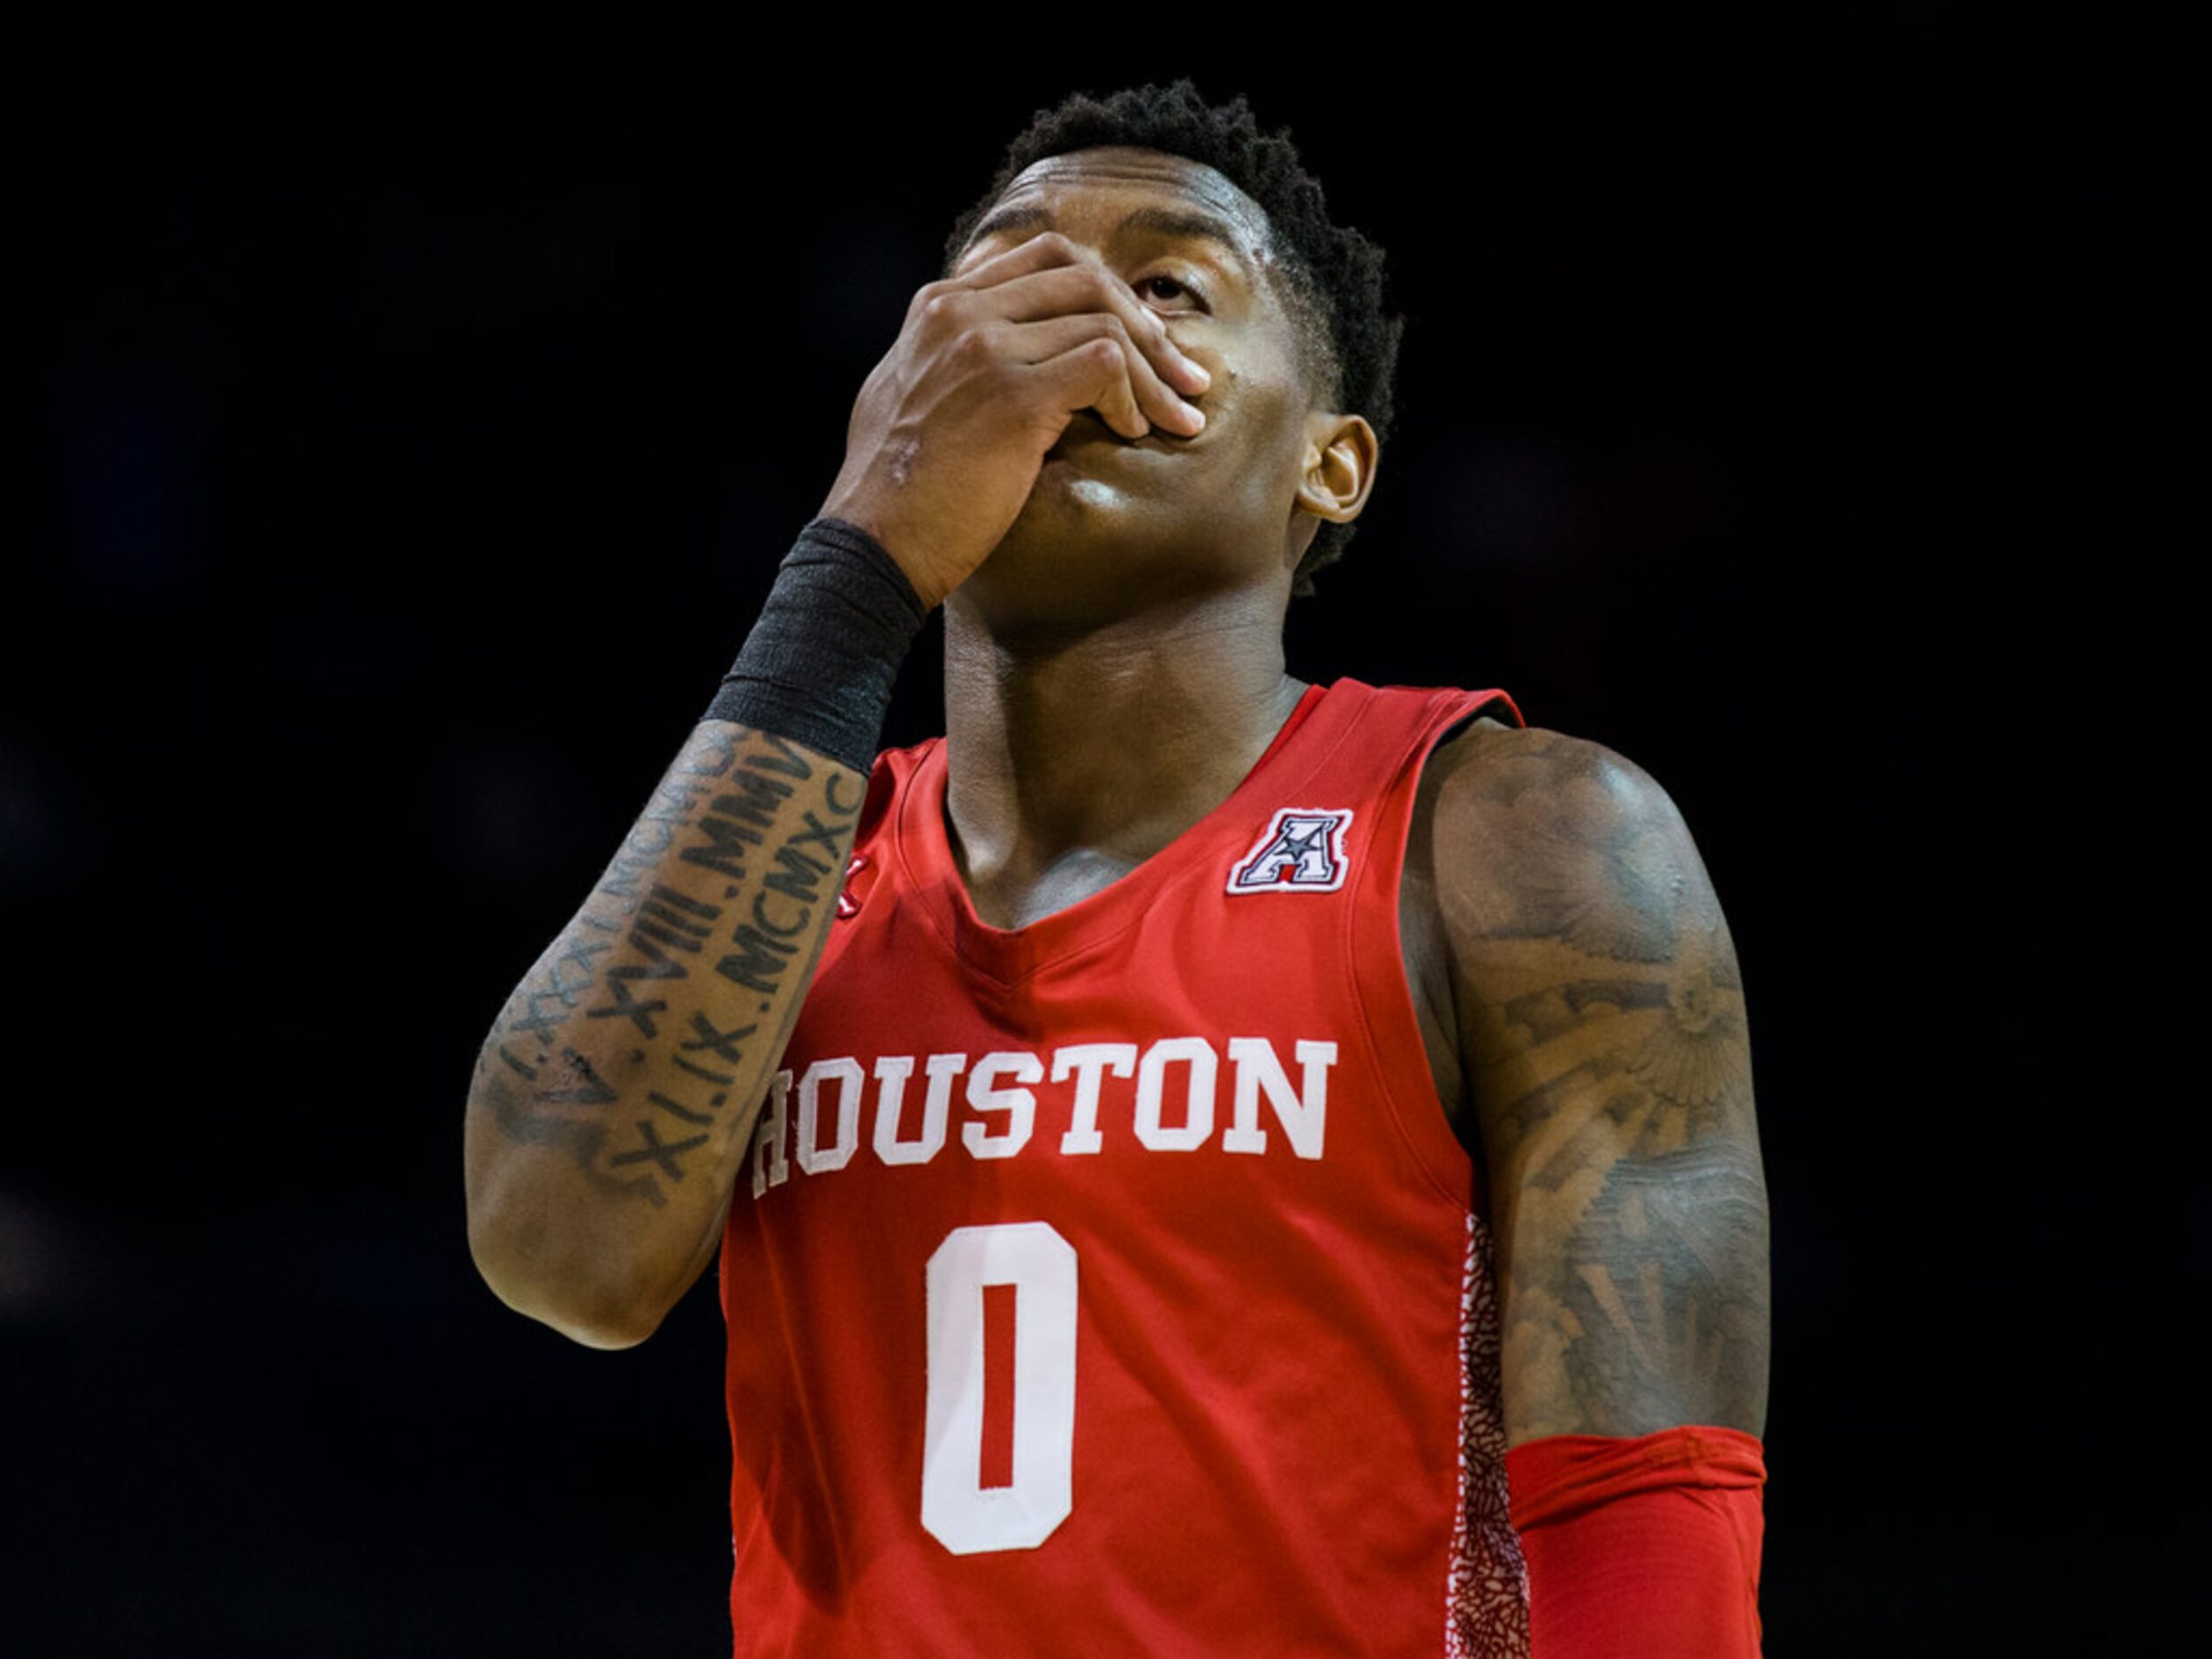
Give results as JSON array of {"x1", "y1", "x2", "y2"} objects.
[{"x1": 922, "y1": 1222, "x2": 1078, "y2": 1555}]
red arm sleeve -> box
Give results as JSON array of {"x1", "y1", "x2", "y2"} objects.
[{"x1": 1505, "y1": 1424, "x2": 1768, "y2": 1657}]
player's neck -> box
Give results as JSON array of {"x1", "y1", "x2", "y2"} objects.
[{"x1": 940, "y1": 587, "x2": 1307, "y2": 893}]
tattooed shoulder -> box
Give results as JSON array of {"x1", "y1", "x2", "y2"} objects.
[{"x1": 1426, "y1": 724, "x2": 1771, "y2": 1443}]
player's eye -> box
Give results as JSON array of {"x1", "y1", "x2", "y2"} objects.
[{"x1": 1136, "y1": 273, "x2": 1207, "y2": 310}]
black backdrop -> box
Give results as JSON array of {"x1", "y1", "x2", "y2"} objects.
[{"x1": 10, "y1": 9, "x2": 2175, "y2": 1654}]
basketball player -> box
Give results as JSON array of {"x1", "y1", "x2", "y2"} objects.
[{"x1": 465, "y1": 81, "x2": 1771, "y2": 1656}]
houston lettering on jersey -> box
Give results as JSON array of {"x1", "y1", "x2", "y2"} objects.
[{"x1": 749, "y1": 1035, "x2": 1338, "y2": 1198}]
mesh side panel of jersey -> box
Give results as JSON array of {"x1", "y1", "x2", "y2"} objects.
[{"x1": 1449, "y1": 1208, "x2": 1532, "y2": 1656}]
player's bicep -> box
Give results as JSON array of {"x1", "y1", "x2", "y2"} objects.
[{"x1": 1432, "y1": 727, "x2": 1770, "y2": 1443}]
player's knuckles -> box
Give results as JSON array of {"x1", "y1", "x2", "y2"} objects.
[
  {"x1": 906, "y1": 278, "x2": 957, "y2": 322},
  {"x1": 1084, "y1": 311, "x2": 1137, "y2": 352},
  {"x1": 1084, "y1": 331, "x2": 1135, "y2": 386},
  {"x1": 1026, "y1": 336, "x2": 1123, "y2": 408},
  {"x1": 946, "y1": 324, "x2": 999, "y2": 370},
  {"x1": 915, "y1": 288, "x2": 970, "y2": 336},
  {"x1": 1035, "y1": 313, "x2": 1127, "y2": 365}
]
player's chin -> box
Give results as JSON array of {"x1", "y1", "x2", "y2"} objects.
[
  {"x1": 984, "y1": 486, "x2": 1158, "y2": 583},
  {"x1": 999, "y1": 469, "x2": 1127, "y2": 544},
  {"x1": 1004, "y1": 468, "x2": 1210, "y2": 559}
]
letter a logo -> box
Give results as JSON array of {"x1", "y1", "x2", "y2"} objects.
[{"x1": 1226, "y1": 807, "x2": 1354, "y2": 894}]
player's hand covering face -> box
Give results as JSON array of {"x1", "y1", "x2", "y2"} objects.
[{"x1": 822, "y1": 148, "x2": 1346, "y2": 621}]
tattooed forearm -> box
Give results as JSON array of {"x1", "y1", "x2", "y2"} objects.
[
  {"x1": 465, "y1": 720, "x2": 867, "y2": 1343},
  {"x1": 1436, "y1": 727, "x2": 1771, "y2": 1441}
]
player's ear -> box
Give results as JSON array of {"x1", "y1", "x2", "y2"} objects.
[{"x1": 1294, "y1": 412, "x2": 1377, "y2": 525}]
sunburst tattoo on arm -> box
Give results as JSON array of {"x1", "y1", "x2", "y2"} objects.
[{"x1": 1437, "y1": 729, "x2": 1770, "y2": 1443}]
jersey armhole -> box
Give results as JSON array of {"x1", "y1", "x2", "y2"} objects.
[{"x1": 1345, "y1": 689, "x2": 1519, "y2": 1212}]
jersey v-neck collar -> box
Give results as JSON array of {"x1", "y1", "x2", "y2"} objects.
[{"x1": 893, "y1": 678, "x2": 1369, "y2": 988}]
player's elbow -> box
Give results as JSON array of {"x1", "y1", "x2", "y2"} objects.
[
  {"x1": 466, "y1": 1210, "x2": 673, "y2": 1352},
  {"x1": 511, "y1": 1272, "x2": 666, "y2": 1351},
  {"x1": 534, "y1": 1297, "x2": 665, "y2": 1352}
]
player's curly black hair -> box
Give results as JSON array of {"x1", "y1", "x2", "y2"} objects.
[{"x1": 941, "y1": 79, "x2": 1404, "y2": 598}]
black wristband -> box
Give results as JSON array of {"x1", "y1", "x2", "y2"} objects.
[{"x1": 702, "y1": 518, "x2": 929, "y2": 774}]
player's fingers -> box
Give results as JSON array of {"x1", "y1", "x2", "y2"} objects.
[
  {"x1": 941, "y1": 227, "x2": 1091, "y2": 292},
  {"x1": 991, "y1": 314, "x2": 1205, "y2": 438},
  {"x1": 1022, "y1": 335, "x2": 1151, "y2": 441},
  {"x1": 907, "y1": 232, "x2": 1080, "y2": 332},
  {"x1": 975, "y1": 261, "x2": 1212, "y2": 399}
]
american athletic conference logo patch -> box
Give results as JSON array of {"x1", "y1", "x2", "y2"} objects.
[{"x1": 1226, "y1": 807, "x2": 1355, "y2": 894}]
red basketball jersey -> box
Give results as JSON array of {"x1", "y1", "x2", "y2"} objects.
[{"x1": 718, "y1": 677, "x2": 1530, "y2": 1656}]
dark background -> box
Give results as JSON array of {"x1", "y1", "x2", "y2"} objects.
[{"x1": 9, "y1": 7, "x2": 2173, "y2": 1654}]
